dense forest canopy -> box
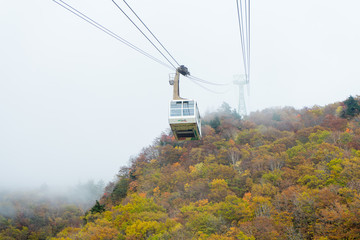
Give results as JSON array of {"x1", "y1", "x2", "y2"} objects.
[{"x1": 2, "y1": 96, "x2": 360, "y2": 239}]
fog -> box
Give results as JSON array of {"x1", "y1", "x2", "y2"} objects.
[
  {"x1": 0, "y1": 180, "x2": 105, "y2": 218},
  {"x1": 1, "y1": 0, "x2": 360, "y2": 190}
]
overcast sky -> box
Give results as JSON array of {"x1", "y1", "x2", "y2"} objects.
[{"x1": 1, "y1": 0, "x2": 360, "y2": 189}]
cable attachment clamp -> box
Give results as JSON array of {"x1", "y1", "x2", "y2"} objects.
[{"x1": 177, "y1": 65, "x2": 190, "y2": 76}]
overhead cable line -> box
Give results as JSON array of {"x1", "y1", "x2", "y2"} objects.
[
  {"x1": 186, "y1": 75, "x2": 232, "y2": 86},
  {"x1": 54, "y1": 0, "x2": 233, "y2": 93},
  {"x1": 236, "y1": 0, "x2": 248, "y2": 78},
  {"x1": 111, "y1": 0, "x2": 177, "y2": 69},
  {"x1": 120, "y1": 0, "x2": 181, "y2": 67},
  {"x1": 188, "y1": 78, "x2": 232, "y2": 94},
  {"x1": 246, "y1": 0, "x2": 250, "y2": 82},
  {"x1": 53, "y1": 0, "x2": 174, "y2": 70},
  {"x1": 235, "y1": 0, "x2": 250, "y2": 83},
  {"x1": 110, "y1": 0, "x2": 232, "y2": 90}
]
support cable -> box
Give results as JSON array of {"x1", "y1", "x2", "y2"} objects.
[
  {"x1": 53, "y1": 0, "x2": 174, "y2": 70},
  {"x1": 188, "y1": 78, "x2": 232, "y2": 94},
  {"x1": 111, "y1": 0, "x2": 231, "y2": 89},
  {"x1": 244, "y1": 0, "x2": 249, "y2": 78},
  {"x1": 111, "y1": 0, "x2": 177, "y2": 69},
  {"x1": 121, "y1": 0, "x2": 181, "y2": 67},
  {"x1": 186, "y1": 75, "x2": 231, "y2": 86},
  {"x1": 236, "y1": 0, "x2": 248, "y2": 77},
  {"x1": 54, "y1": 0, "x2": 241, "y2": 92},
  {"x1": 235, "y1": 0, "x2": 250, "y2": 82},
  {"x1": 247, "y1": 0, "x2": 250, "y2": 83},
  {"x1": 244, "y1": 0, "x2": 250, "y2": 79}
]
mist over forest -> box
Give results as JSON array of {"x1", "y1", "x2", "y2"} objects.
[
  {"x1": 0, "y1": 180, "x2": 105, "y2": 217},
  {"x1": 2, "y1": 97, "x2": 360, "y2": 239}
]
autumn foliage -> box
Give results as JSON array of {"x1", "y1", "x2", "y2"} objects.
[{"x1": 3, "y1": 96, "x2": 360, "y2": 239}]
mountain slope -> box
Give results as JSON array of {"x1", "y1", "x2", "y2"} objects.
[{"x1": 9, "y1": 97, "x2": 360, "y2": 240}]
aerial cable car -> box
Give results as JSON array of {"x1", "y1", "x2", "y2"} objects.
[{"x1": 168, "y1": 65, "x2": 202, "y2": 141}]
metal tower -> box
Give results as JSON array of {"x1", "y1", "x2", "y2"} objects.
[{"x1": 233, "y1": 74, "x2": 248, "y2": 117}]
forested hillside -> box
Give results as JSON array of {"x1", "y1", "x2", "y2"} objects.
[
  {"x1": 3, "y1": 96, "x2": 360, "y2": 240},
  {"x1": 0, "y1": 181, "x2": 104, "y2": 239}
]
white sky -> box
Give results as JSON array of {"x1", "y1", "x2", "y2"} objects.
[{"x1": 1, "y1": 0, "x2": 360, "y2": 188}]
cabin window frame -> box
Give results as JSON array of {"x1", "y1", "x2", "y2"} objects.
[{"x1": 170, "y1": 100, "x2": 195, "y2": 117}]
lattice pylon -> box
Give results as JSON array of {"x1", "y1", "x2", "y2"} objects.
[{"x1": 233, "y1": 74, "x2": 248, "y2": 117}]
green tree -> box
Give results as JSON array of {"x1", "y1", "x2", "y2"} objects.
[
  {"x1": 341, "y1": 96, "x2": 360, "y2": 119},
  {"x1": 111, "y1": 177, "x2": 129, "y2": 203},
  {"x1": 90, "y1": 200, "x2": 105, "y2": 214}
]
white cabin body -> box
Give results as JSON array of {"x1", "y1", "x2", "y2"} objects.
[{"x1": 169, "y1": 100, "x2": 201, "y2": 141}]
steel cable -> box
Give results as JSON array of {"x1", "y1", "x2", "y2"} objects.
[
  {"x1": 111, "y1": 0, "x2": 177, "y2": 69},
  {"x1": 247, "y1": 0, "x2": 250, "y2": 83},
  {"x1": 188, "y1": 78, "x2": 232, "y2": 94},
  {"x1": 235, "y1": 0, "x2": 250, "y2": 83},
  {"x1": 236, "y1": 0, "x2": 248, "y2": 77},
  {"x1": 186, "y1": 75, "x2": 232, "y2": 86},
  {"x1": 53, "y1": 0, "x2": 174, "y2": 70},
  {"x1": 121, "y1": 0, "x2": 181, "y2": 67}
]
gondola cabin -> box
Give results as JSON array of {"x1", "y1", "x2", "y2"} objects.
[{"x1": 169, "y1": 99, "x2": 201, "y2": 141}]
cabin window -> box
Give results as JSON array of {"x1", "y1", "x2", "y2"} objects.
[
  {"x1": 170, "y1": 101, "x2": 182, "y2": 116},
  {"x1": 170, "y1": 101, "x2": 196, "y2": 117},
  {"x1": 183, "y1": 101, "x2": 194, "y2": 116}
]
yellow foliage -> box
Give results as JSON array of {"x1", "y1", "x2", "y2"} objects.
[
  {"x1": 169, "y1": 222, "x2": 183, "y2": 234},
  {"x1": 125, "y1": 219, "x2": 165, "y2": 239},
  {"x1": 251, "y1": 183, "x2": 278, "y2": 198},
  {"x1": 309, "y1": 106, "x2": 323, "y2": 117},
  {"x1": 204, "y1": 154, "x2": 217, "y2": 163},
  {"x1": 335, "y1": 106, "x2": 343, "y2": 117},
  {"x1": 172, "y1": 162, "x2": 180, "y2": 167},
  {"x1": 51, "y1": 238, "x2": 73, "y2": 240},
  {"x1": 73, "y1": 218, "x2": 119, "y2": 240},
  {"x1": 195, "y1": 162, "x2": 205, "y2": 172},
  {"x1": 153, "y1": 186, "x2": 160, "y2": 196},
  {"x1": 227, "y1": 227, "x2": 255, "y2": 239},
  {"x1": 52, "y1": 227, "x2": 81, "y2": 239},
  {"x1": 184, "y1": 183, "x2": 190, "y2": 192},
  {"x1": 189, "y1": 165, "x2": 196, "y2": 173},
  {"x1": 209, "y1": 179, "x2": 235, "y2": 202},
  {"x1": 210, "y1": 179, "x2": 228, "y2": 188},
  {"x1": 103, "y1": 211, "x2": 113, "y2": 221},
  {"x1": 195, "y1": 199, "x2": 209, "y2": 207}
]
